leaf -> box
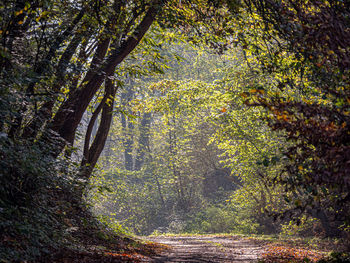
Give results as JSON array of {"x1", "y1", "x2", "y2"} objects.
[{"x1": 262, "y1": 158, "x2": 270, "y2": 167}]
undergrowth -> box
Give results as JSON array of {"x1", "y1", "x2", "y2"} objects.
[{"x1": 0, "y1": 137, "x2": 159, "y2": 262}]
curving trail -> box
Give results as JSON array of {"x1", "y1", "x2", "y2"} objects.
[{"x1": 147, "y1": 235, "x2": 264, "y2": 263}]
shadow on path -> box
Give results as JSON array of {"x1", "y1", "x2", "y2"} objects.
[{"x1": 147, "y1": 236, "x2": 263, "y2": 263}]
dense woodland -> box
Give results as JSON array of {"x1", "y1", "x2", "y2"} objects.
[{"x1": 0, "y1": 0, "x2": 350, "y2": 262}]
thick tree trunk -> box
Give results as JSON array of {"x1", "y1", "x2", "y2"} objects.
[
  {"x1": 82, "y1": 95, "x2": 108, "y2": 165},
  {"x1": 307, "y1": 208, "x2": 341, "y2": 237},
  {"x1": 80, "y1": 78, "x2": 116, "y2": 178},
  {"x1": 22, "y1": 33, "x2": 84, "y2": 140},
  {"x1": 46, "y1": 3, "x2": 161, "y2": 157},
  {"x1": 48, "y1": 36, "x2": 111, "y2": 145},
  {"x1": 8, "y1": 8, "x2": 86, "y2": 138}
]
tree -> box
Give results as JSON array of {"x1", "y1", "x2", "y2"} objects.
[
  {"x1": 227, "y1": 0, "x2": 350, "y2": 236},
  {"x1": 1, "y1": 1, "x2": 240, "y2": 259}
]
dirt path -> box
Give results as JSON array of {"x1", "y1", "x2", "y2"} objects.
[{"x1": 147, "y1": 235, "x2": 264, "y2": 263}]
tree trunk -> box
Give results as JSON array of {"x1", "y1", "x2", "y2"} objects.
[
  {"x1": 134, "y1": 112, "x2": 152, "y2": 171},
  {"x1": 121, "y1": 80, "x2": 135, "y2": 171},
  {"x1": 46, "y1": 3, "x2": 161, "y2": 157},
  {"x1": 8, "y1": 8, "x2": 86, "y2": 138},
  {"x1": 80, "y1": 77, "x2": 116, "y2": 179},
  {"x1": 81, "y1": 95, "x2": 108, "y2": 165},
  {"x1": 22, "y1": 33, "x2": 84, "y2": 140},
  {"x1": 121, "y1": 112, "x2": 134, "y2": 171}
]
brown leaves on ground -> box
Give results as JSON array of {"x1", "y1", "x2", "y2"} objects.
[
  {"x1": 38, "y1": 238, "x2": 170, "y2": 262},
  {"x1": 50, "y1": 250, "x2": 147, "y2": 263},
  {"x1": 261, "y1": 245, "x2": 324, "y2": 263}
]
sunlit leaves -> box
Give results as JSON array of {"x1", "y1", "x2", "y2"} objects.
[{"x1": 261, "y1": 245, "x2": 323, "y2": 263}]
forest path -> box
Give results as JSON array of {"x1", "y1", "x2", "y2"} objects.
[{"x1": 146, "y1": 235, "x2": 264, "y2": 263}]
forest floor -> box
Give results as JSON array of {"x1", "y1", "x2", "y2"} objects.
[
  {"x1": 146, "y1": 235, "x2": 264, "y2": 262},
  {"x1": 41, "y1": 233, "x2": 345, "y2": 262},
  {"x1": 144, "y1": 234, "x2": 340, "y2": 263}
]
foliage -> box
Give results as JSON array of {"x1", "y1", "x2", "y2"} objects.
[
  {"x1": 1, "y1": 0, "x2": 350, "y2": 260},
  {"x1": 88, "y1": 44, "x2": 241, "y2": 235},
  {"x1": 260, "y1": 245, "x2": 323, "y2": 263},
  {"x1": 0, "y1": 0, "x2": 241, "y2": 260},
  {"x1": 0, "y1": 135, "x2": 80, "y2": 261},
  {"x1": 184, "y1": 205, "x2": 239, "y2": 234},
  {"x1": 235, "y1": 0, "x2": 350, "y2": 236},
  {"x1": 89, "y1": 41, "x2": 290, "y2": 236},
  {"x1": 317, "y1": 252, "x2": 350, "y2": 263},
  {"x1": 280, "y1": 216, "x2": 322, "y2": 237}
]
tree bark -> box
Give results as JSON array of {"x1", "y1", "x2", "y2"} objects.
[
  {"x1": 80, "y1": 77, "x2": 116, "y2": 178},
  {"x1": 134, "y1": 112, "x2": 152, "y2": 171},
  {"x1": 121, "y1": 80, "x2": 135, "y2": 171},
  {"x1": 47, "y1": 2, "x2": 162, "y2": 157},
  {"x1": 121, "y1": 112, "x2": 134, "y2": 171},
  {"x1": 82, "y1": 95, "x2": 108, "y2": 165},
  {"x1": 22, "y1": 33, "x2": 84, "y2": 139}
]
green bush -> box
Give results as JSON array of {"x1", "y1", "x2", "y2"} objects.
[
  {"x1": 317, "y1": 252, "x2": 350, "y2": 263},
  {"x1": 184, "y1": 206, "x2": 237, "y2": 234},
  {"x1": 281, "y1": 216, "x2": 322, "y2": 237},
  {"x1": 0, "y1": 136, "x2": 83, "y2": 262}
]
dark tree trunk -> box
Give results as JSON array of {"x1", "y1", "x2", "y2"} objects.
[
  {"x1": 121, "y1": 80, "x2": 135, "y2": 171},
  {"x1": 121, "y1": 113, "x2": 134, "y2": 171},
  {"x1": 8, "y1": 8, "x2": 86, "y2": 138},
  {"x1": 134, "y1": 112, "x2": 152, "y2": 171},
  {"x1": 46, "y1": 3, "x2": 161, "y2": 157},
  {"x1": 48, "y1": 36, "x2": 111, "y2": 146},
  {"x1": 22, "y1": 33, "x2": 84, "y2": 140},
  {"x1": 307, "y1": 208, "x2": 341, "y2": 238},
  {"x1": 82, "y1": 95, "x2": 108, "y2": 165},
  {"x1": 80, "y1": 78, "x2": 116, "y2": 178}
]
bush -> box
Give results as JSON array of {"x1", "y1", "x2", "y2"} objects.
[
  {"x1": 184, "y1": 206, "x2": 237, "y2": 234},
  {"x1": 0, "y1": 136, "x2": 83, "y2": 262},
  {"x1": 317, "y1": 252, "x2": 350, "y2": 263},
  {"x1": 281, "y1": 216, "x2": 323, "y2": 237}
]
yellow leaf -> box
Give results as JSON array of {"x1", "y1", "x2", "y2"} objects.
[
  {"x1": 240, "y1": 92, "x2": 248, "y2": 98},
  {"x1": 15, "y1": 10, "x2": 23, "y2": 16},
  {"x1": 282, "y1": 115, "x2": 290, "y2": 121}
]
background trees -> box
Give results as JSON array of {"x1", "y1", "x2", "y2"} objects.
[{"x1": 88, "y1": 41, "x2": 289, "y2": 235}]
